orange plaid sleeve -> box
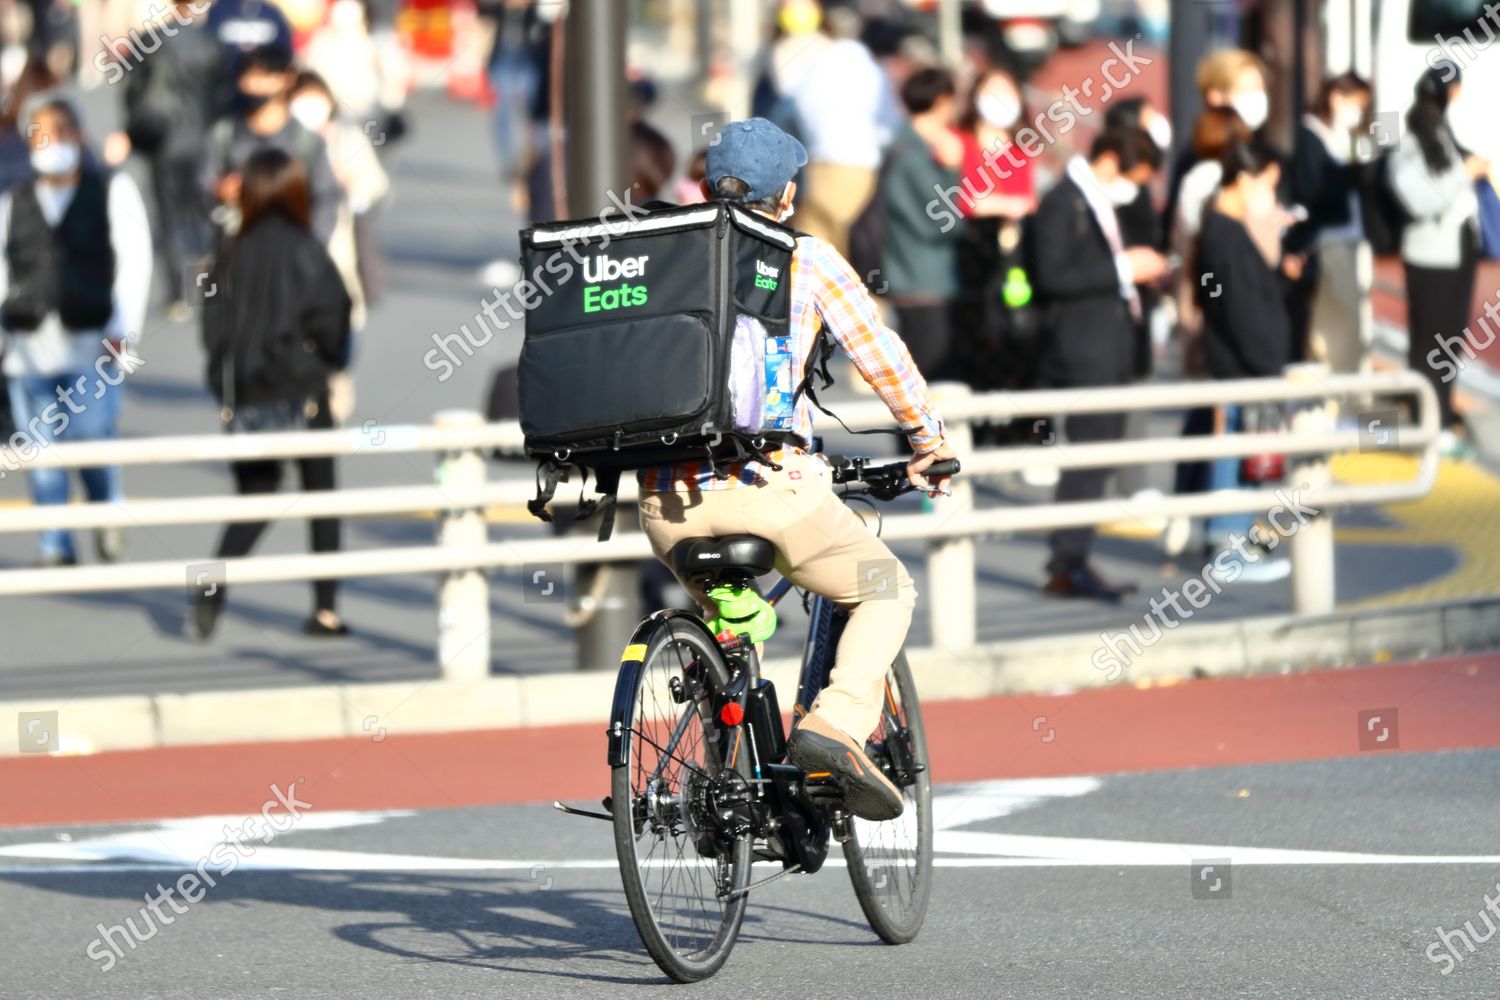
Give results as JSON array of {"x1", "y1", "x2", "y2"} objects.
[{"x1": 800, "y1": 237, "x2": 946, "y2": 452}]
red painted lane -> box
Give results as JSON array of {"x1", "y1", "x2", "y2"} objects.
[{"x1": 3, "y1": 655, "x2": 1498, "y2": 829}]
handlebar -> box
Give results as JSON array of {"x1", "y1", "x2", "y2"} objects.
[{"x1": 827, "y1": 456, "x2": 961, "y2": 501}]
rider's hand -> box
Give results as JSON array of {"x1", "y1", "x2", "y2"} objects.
[{"x1": 908, "y1": 439, "x2": 959, "y2": 496}]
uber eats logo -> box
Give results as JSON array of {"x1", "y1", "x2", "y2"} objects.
[
  {"x1": 582, "y1": 253, "x2": 650, "y2": 313},
  {"x1": 755, "y1": 259, "x2": 780, "y2": 291}
]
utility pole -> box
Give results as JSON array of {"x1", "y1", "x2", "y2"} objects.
[
  {"x1": 1167, "y1": 0, "x2": 1220, "y2": 163},
  {"x1": 937, "y1": 0, "x2": 962, "y2": 68},
  {"x1": 562, "y1": 0, "x2": 639, "y2": 671}
]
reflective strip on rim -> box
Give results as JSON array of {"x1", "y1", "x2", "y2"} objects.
[{"x1": 530, "y1": 207, "x2": 722, "y2": 246}]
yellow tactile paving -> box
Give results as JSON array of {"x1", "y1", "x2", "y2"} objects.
[{"x1": 1330, "y1": 452, "x2": 1500, "y2": 608}]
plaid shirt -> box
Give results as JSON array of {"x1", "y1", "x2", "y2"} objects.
[{"x1": 640, "y1": 231, "x2": 945, "y2": 492}]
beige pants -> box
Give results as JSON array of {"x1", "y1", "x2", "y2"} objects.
[
  {"x1": 1309, "y1": 240, "x2": 1366, "y2": 375},
  {"x1": 639, "y1": 452, "x2": 915, "y2": 742},
  {"x1": 797, "y1": 162, "x2": 878, "y2": 260}
]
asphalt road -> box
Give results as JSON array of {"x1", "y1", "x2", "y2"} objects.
[{"x1": 2, "y1": 750, "x2": 1497, "y2": 998}]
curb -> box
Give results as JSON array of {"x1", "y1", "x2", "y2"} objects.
[{"x1": 6, "y1": 595, "x2": 1499, "y2": 758}]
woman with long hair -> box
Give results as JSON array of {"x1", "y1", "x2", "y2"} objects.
[
  {"x1": 1193, "y1": 138, "x2": 1295, "y2": 581},
  {"x1": 196, "y1": 148, "x2": 353, "y2": 639},
  {"x1": 1389, "y1": 62, "x2": 1487, "y2": 458}
]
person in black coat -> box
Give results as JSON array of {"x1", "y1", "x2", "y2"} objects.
[
  {"x1": 196, "y1": 148, "x2": 353, "y2": 640},
  {"x1": 1034, "y1": 127, "x2": 1168, "y2": 600},
  {"x1": 1194, "y1": 138, "x2": 1295, "y2": 579}
]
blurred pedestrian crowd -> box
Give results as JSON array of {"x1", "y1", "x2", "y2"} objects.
[
  {"x1": 506, "y1": 0, "x2": 1481, "y2": 601},
  {"x1": 0, "y1": 0, "x2": 1491, "y2": 621}
]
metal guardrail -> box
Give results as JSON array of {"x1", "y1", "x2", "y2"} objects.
[{"x1": 0, "y1": 371, "x2": 1439, "y2": 677}]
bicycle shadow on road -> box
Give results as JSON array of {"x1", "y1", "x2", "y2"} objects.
[{"x1": 2, "y1": 867, "x2": 881, "y2": 985}]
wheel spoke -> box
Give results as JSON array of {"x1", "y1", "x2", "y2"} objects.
[{"x1": 616, "y1": 624, "x2": 746, "y2": 974}]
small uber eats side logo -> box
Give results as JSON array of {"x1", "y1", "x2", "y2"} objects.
[
  {"x1": 755, "y1": 259, "x2": 780, "y2": 291},
  {"x1": 581, "y1": 253, "x2": 650, "y2": 313}
]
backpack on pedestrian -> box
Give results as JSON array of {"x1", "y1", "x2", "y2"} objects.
[{"x1": 517, "y1": 201, "x2": 803, "y2": 539}]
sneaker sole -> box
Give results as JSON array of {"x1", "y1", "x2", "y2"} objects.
[{"x1": 787, "y1": 731, "x2": 903, "y2": 822}]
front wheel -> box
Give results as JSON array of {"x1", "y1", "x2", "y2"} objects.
[
  {"x1": 611, "y1": 616, "x2": 751, "y2": 982},
  {"x1": 843, "y1": 650, "x2": 933, "y2": 943}
]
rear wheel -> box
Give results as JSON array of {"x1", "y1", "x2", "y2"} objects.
[
  {"x1": 611, "y1": 618, "x2": 751, "y2": 982},
  {"x1": 843, "y1": 650, "x2": 933, "y2": 943}
]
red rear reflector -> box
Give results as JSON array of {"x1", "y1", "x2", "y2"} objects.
[{"x1": 720, "y1": 703, "x2": 745, "y2": 726}]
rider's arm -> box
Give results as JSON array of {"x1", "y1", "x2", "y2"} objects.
[{"x1": 804, "y1": 237, "x2": 946, "y2": 454}]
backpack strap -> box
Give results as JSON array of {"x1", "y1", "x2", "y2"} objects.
[
  {"x1": 527, "y1": 460, "x2": 570, "y2": 522},
  {"x1": 586, "y1": 466, "x2": 621, "y2": 542},
  {"x1": 791, "y1": 320, "x2": 908, "y2": 440}
]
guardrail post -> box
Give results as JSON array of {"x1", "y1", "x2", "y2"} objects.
[
  {"x1": 1285, "y1": 365, "x2": 1336, "y2": 615},
  {"x1": 926, "y1": 382, "x2": 976, "y2": 649},
  {"x1": 434, "y1": 409, "x2": 491, "y2": 680}
]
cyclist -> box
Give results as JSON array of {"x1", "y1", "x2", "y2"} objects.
[{"x1": 638, "y1": 117, "x2": 959, "y2": 822}]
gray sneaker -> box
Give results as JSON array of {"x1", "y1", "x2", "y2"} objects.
[{"x1": 95, "y1": 527, "x2": 125, "y2": 563}]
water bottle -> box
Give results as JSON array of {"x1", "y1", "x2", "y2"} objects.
[{"x1": 763, "y1": 334, "x2": 796, "y2": 432}]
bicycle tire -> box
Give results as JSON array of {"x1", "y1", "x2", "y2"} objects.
[
  {"x1": 842, "y1": 649, "x2": 933, "y2": 943},
  {"x1": 611, "y1": 616, "x2": 752, "y2": 982}
]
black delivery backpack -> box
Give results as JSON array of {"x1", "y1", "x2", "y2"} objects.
[{"x1": 517, "y1": 201, "x2": 802, "y2": 538}]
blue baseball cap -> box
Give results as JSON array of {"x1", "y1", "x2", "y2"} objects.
[{"x1": 705, "y1": 117, "x2": 808, "y2": 202}]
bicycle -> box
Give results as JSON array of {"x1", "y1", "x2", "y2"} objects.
[{"x1": 577, "y1": 453, "x2": 958, "y2": 982}]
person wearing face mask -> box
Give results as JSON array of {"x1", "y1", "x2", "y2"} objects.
[
  {"x1": 1194, "y1": 138, "x2": 1295, "y2": 581},
  {"x1": 206, "y1": 0, "x2": 293, "y2": 104},
  {"x1": 949, "y1": 64, "x2": 1042, "y2": 423},
  {"x1": 289, "y1": 71, "x2": 389, "y2": 338},
  {"x1": 1289, "y1": 72, "x2": 1372, "y2": 376},
  {"x1": 0, "y1": 95, "x2": 152, "y2": 567},
  {"x1": 201, "y1": 45, "x2": 341, "y2": 246},
  {"x1": 1033, "y1": 127, "x2": 1168, "y2": 601},
  {"x1": 877, "y1": 66, "x2": 963, "y2": 378},
  {"x1": 1163, "y1": 49, "x2": 1271, "y2": 258},
  {"x1": 638, "y1": 118, "x2": 958, "y2": 822},
  {"x1": 1389, "y1": 63, "x2": 1488, "y2": 460}
]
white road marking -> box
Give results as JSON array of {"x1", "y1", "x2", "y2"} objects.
[{"x1": 1, "y1": 779, "x2": 1496, "y2": 874}]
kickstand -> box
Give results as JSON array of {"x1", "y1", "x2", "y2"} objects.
[
  {"x1": 724, "y1": 863, "x2": 803, "y2": 901},
  {"x1": 553, "y1": 797, "x2": 612, "y2": 822}
]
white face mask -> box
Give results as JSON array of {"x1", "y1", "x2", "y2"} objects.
[
  {"x1": 31, "y1": 140, "x2": 80, "y2": 177},
  {"x1": 777, "y1": 197, "x2": 794, "y2": 223},
  {"x1": 290, "y1": 96, "x2": 333, "y2": 131},
  {"x1": 977, "y1": 92, "x2": 1022, "y2": 129},
  {"x1": 1144, "y1": 113, "x2": 1172, "y2": 151},
  {"x1": 1332, "y1": 102, "x2": 1363, "y2": 133},
  {"x1": 1106, "y1": 177, "x2": 1140, "y2": 206},
  {"x1": 1231, "y1": 90, "x2": 1269, "y2": 131}
]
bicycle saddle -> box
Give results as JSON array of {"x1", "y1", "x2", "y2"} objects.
[{"x1": 669, "y1": 535, "x2": 776, "y2": 577}]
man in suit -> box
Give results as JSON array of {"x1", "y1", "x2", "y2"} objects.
[{"x1": 1034, "y1": 127, "x2": 1167, "y2": 600}]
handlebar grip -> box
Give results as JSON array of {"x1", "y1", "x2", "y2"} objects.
[{"x1": 924, "y1": 458, "x2": 961, "y2": 478}]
